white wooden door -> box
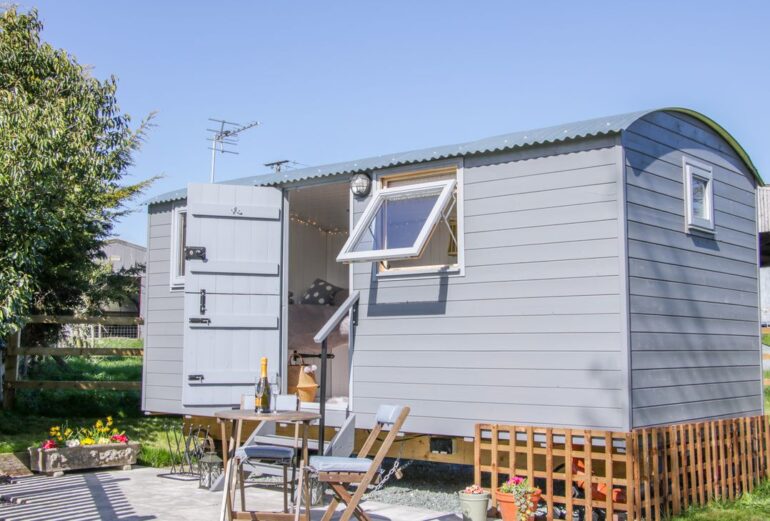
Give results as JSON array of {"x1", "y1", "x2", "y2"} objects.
[{"x1": 182, "y1": 183, "x2": 284, "y2": 406}]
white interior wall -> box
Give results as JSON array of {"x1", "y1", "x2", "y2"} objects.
[
  {"x1": 289, "y1": 220, "x2": 329, "y2": 298},
  {"x1": 325, "y1": 233, "x2": 348, "y2": 289}
]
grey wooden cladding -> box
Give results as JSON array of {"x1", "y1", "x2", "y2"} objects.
[
  {"x1": 355, "y1": 260, "x2": 619, "y2": 286},
  {"x1": 629, "y1": 294, "x2": 757, "y2": 321},
  {"x1": 354, "y1": 382, "x2": 625, "y2": 409},
  {"x1": 624, "y1": 111, "x2": 761, "y2": 428},
  {"x1": 632, "y1": 397, "x2": 760, "y2": 427},
  {"x1": 630, "y1": 332, "x2": 758, "y2": 351},
  {"x1": 354, "y1": 397, "x2": 626, "y2": 435},
  {"x1": 361, "y1": 294, "x2": 621, "y2": 318},
  {"x1": 357, "y1": 314, "x2": 620, "y2": 335},
  {"x1": 631, "y1": 381, "x2": 759, "y2": 408},
  {"x1": 353, "y1": 332, "x2": 622, "y2": 351},
  {"x1": 355, "y1": 275, "x2": 620, "y2": 303},
  {"x1": 633, "y1": 366, "x2": 760, "y2": 388},
  {"x1": 143, "y1": 200, "x2": 186, "y2": 415},
  {"x1": 350, "y1": 139, "x2": 628, "y2": 433},
  {"x1": 356, "y1": 366, "x2": 625, "y2": 389}
]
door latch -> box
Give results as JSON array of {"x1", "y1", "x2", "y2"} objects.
[
  {"x1": 199, "y1": 289, "x2": 206, "y2": 315},
  {"x1": 188, "y1": 374, "x2": 204, "y2": 382},
  {"x1": 184, "y1": 246, "x2": 206, "y2": 260},
  {"x1": 189, "y1": 317, "x2": 211, "y2": 325}
]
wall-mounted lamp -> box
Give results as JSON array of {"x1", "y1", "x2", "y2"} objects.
[{"x1": 350, "y1": 173, "x2": 372, "y2": 198}]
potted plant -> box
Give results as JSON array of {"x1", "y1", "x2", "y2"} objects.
[
  {"x1": 496, "y1": 476, "x2": 541, "y2": 521},
  {"x1": 458, "y1": 484, "x2": 491, "y2": 521},
  {"x1": 29, "y1": 416, "x2": 139, "y2": 476}
]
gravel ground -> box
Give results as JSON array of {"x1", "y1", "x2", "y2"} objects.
[
  {"x1": 364, "y1": 460, "x2": 473, "y2": 513},
  {"x1": 248, "y1": 460, "x2": 470, "y2": 512}
]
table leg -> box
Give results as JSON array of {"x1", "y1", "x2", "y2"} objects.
[
  {"x1": 303, "y1": 421, "x2": 310, "y2": 521},
  {"x1": 234, "y1": 419, "x2": 245, "y2": 510},
  {"x1": 220, "y1": 419, "x2": 229, "y2": 469}
]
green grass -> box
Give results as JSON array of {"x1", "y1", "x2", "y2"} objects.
[
  {"x1": 0, "y1": 411, "x2": 181, "y2": 467},
  {"x1": 2, "y1": 343, "x2": 179, "y2": 467},
  {"x1": 15, "y1": 355, "x2": 143, "y2": 417},
  {"x1": 670, "y1": 480, "x2": 770, "y2": 520},
  {"x1": 26, "y1": 355, "x2": 142, "y2": 382},
  {"x1": 92, "y1": 337, "x2": 143, "y2": 349}
]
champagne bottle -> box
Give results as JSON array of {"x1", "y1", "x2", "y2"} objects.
[{"x1": 256, "y1": 357, "x2": 271, "y2": 412}]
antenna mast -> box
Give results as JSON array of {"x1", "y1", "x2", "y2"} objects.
[{"x1": 207, "y1": 118, "x2": 260, "y2": 182}]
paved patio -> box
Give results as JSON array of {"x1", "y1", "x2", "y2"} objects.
[{"x1": 0, "y1": 466, "x2": 456, "y2": 521}]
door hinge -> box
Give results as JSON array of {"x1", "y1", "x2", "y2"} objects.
[
  {"x1": 189, "y1": 317, "x2": 211, "y2": 325},
  {"x1": 199, "y1": 289, "x2": 206, "y2": 315},
  {"x1": 188, "y1": 374, "x2": 204, "y2": 382},
  {"x1": 184, "y1": 246, "x2": 206, "y2": 260}
]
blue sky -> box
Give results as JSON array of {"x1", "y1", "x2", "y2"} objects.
[{"x1": 23, "y1": 1, "x2": 770, "y2": 246}]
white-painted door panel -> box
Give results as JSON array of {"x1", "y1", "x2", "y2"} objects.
[{"x1": 182, "y1": 183, "x2": 283, "y2": 406}]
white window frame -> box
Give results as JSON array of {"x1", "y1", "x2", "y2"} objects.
[
  {"x1": 170, "y1": 206, "x2": 187, "y2": 288},
  {"x1": 682, "y1": 156, "x2": 715, "y2": 233},
  {"x1": 337, "y1": 178, "x2": 457, "y2": 263}
]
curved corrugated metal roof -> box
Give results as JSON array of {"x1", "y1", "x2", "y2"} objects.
[{"x1": 144, "y1": 108, "x2": 761, "y2": 206}]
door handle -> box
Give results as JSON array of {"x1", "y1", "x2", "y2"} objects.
[
  {"x1": 188, "y1": 374, "x2": 204, "y2": 382},
  {"x1": 189, "y1": 317, "x2": 211, "y2": 325}
]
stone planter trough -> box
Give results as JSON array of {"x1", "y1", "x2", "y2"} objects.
[{"x1": 28, "y1": 442, "x2": 139, "y2": 477}]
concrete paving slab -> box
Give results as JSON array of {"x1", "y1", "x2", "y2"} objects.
[{"x1": 0, "y1": 466, "x2": 458, "y2": 521}]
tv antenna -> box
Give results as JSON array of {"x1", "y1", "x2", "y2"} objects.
[
  {"x1": 265, "y1": 160, "x2": 290, "y2": 173},
  {"x1": 207, "y1": 118, "x2": 260, "y2": 182}
]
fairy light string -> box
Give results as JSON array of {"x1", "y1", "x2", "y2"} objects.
[{"x1": 289, "y1": 213, "x2": 346, "y2": 236}]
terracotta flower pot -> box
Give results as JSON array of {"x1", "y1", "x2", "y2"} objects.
[{"x1": 496, "y1": 490, "x2": 541, "y2": 521}]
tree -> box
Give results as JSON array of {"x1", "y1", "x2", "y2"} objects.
[{"x1": 0, "y1": 8, "x2": 153, "y2": 337}]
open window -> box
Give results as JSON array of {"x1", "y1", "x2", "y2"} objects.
[
  {"x1": 337, "y1": 178, "x2": 456, "y2": 264},
  {"x1": 683, "y1": 157, "x2": 714, "y2": 232}
]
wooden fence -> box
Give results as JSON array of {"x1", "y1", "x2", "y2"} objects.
[
  {"x1": 2, "y1": 315, "x2": 143, "y2": 409},
  {"x1": 475, "y1": 415, "x2": 770, "y2": 521}
]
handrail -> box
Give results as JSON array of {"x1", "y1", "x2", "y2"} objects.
[
  {"x1": 313, "y1": 290, "x2": 360, "y2": 344},
  {"x1": 312, "y1": 290, "x2": 359, "y2": 453}
]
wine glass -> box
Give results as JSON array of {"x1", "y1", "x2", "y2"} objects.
[
  {"x1": 271, "y1": 373, "x2": 281, "y2": 413},
  {"x1": 255, "y1": 377, "x2": 266, "y2": 413}
]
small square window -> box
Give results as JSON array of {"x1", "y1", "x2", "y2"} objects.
[
  {"x1": 170, "y1": 206, "x2": 187, "y2": 287},
  {"x1": 683, "y1": 157, "x2": 714, "y2": 232},
  {"x1": 337, "y1": 179, "x2": 456, "y2": 263}
]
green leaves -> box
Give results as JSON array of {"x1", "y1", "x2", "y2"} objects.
[{"x1": 0, "y1": 8, "x2": 154, "y2": 336}]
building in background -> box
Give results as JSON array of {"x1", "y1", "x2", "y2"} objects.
[{"x1": 100, "y1": 239, "x2": 146, "y2": 337}]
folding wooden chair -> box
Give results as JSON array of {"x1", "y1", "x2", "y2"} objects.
[{"x1": 305, "y1": 404, "x2": 410, "y2": 521}]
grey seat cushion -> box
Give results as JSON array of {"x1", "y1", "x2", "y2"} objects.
[
  {"x1": 242, "y1": 444, "x2": 294, "y2": 461},
  {"x1": 309, "y1": 456, "x2": 374, "y2": 473}
]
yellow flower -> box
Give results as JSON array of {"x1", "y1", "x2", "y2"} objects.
[
  {"x1": 81, "y1": 437, "x2": 95, "y2": 446},
  {"x1": 106, "y1": 416, "x2": 113, "y2": 426},
  {"x1": 56, "y1": 436, "x2": 63, "y2": 442},
  {"x1": 112, "y1": 428, "x2": 118, "y2": 435},
  {"x1": 64, "y1": 428, "x2": 73, "y2": 437},
  {"x1": 95, "y1": 420, "x2": 104, "y2": 429}
]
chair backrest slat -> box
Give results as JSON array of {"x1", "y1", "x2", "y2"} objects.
[
  {"x1": 358, "y1": 423, "x2": 383, "y2": 458},
  {"x1": 368, "y1": 406, "x2": 410, "y2": 467}
]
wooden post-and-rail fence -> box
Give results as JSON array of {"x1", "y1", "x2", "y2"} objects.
[
  {"x1": 1, "y1": 315, "x2": 144, "y2": 409},
  {"x1": 475, "y1": 415, "x2": 770, "y2": 521}
]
